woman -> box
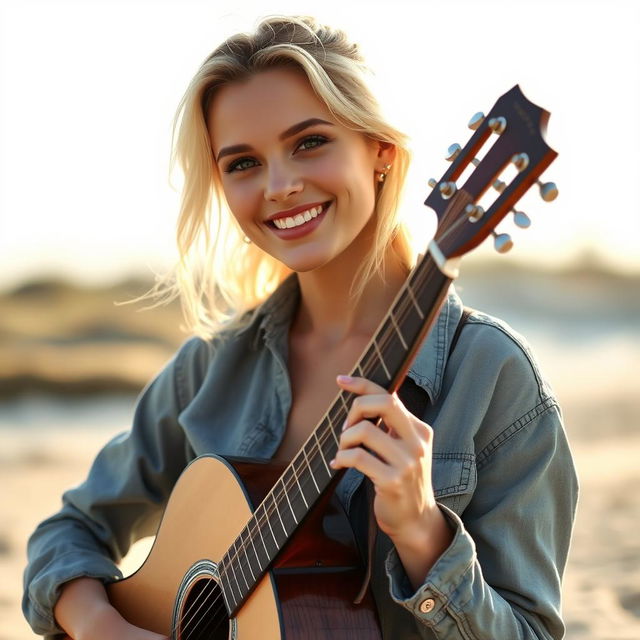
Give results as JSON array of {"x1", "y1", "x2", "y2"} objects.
[{"x1": 23, "y1": 16, "x2": 578, "y2": 639}]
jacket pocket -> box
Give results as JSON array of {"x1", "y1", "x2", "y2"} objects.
[{"x1": 432, "y1": 453, "x2": 477, "y2": 513}]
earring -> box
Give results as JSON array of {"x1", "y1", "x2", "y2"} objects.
[
  {"x1": 377, "y1": 163, "x2": 393, "y2": 183},
  {"x1": 243, "y1": 235, "x2": 252, "y2": 244}
]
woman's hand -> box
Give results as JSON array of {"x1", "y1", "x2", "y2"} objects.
[
  {"x1": 55, "y1": 577, "x2": 168, "y2": 640},
  {"x1": 331, "y1": 374, "x2": 453, "y2": 589},
  {"x1": 73, "y1": 606, "x2": 169, "y2": 640}
]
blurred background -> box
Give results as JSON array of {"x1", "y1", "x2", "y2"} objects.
[{"x1": 1, "y1": 1, "x2": 638, "y2": 638}]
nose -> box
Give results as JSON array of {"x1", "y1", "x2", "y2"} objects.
[{"x1": 263, "y1": 160, "x2": 303, "y2": 203}]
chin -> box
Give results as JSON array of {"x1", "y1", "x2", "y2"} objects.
[{"x1": 279, "y1": 248, "x2": 336, "y2": 274}]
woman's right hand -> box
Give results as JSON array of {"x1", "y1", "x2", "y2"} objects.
[
  {"x1": 55, "y1": 577, "x2": 168, "y2": 640},
  {"x1": 69, "y1": 604, "x2": 168, "y2": 640}
]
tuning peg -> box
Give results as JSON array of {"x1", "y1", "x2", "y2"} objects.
[
  {"x1": 468, "y1": 112, "x2": 485, "y2": 130},
  {"x1": 439, "y1": 181, "x2": 457, "y2": 199},
  {"x1": 446, "y1": 143, "x2": 461, "y2": 161},
  {"x1": 537, "y1": 180, "x2": 558, "y2": 202},
  {"x1": 428, "y1": 178, "x2": 437, "y2": 189},
  {"x1": 465, "y1": 203, "x2": 484, "y2": 222},
  {"x1": 492, "y1": 231, "x2": 513, "y2": 253},
  {"x1": 493, "y1": 179, "x2": 506, "y2": 193},
  {"x1": 512, "y1": 209, "x2": 531, "y2": 228},
  {"x1": 488, "y1": 116, "x2": 507, "y2": 134},
  {"x1": 511, "y1": 153, "x2": 530, "y2": 171}
]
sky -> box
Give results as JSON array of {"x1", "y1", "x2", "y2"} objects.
[{"x1": 0, "y1": 0, "x2": 638, "y2": 290}]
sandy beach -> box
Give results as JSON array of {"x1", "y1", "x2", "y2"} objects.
[{"x1": 1, "y1": 267, "x2": 639, "y2": 639}]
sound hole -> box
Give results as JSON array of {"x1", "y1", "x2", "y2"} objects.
[{"x1": 177, "y1": 576, "x2": 230, "y2": 640}]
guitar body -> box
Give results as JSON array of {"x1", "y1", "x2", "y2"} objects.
[{"x1": 107, "y1": 455, "x2": 381, "y2": 639}]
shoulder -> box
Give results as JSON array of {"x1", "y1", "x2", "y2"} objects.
[
  {"x1": 439, "y1": 307, "x2": 561, "y2": 461},
  {"x1": 455, "y1": 309, "x2": 554, "y2": 401},
  {"x1": 167, "y1": 299, "x2": 280, "y2": 406}
]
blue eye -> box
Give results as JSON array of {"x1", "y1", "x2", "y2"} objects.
[
  {"x1": 296, "y1": 135, "x2": 329, "y2": 151},
  {"x1": 225, "y1": 157, "x2": 258, "y2": 173}
]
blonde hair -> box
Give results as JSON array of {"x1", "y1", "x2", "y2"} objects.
[{"x1": 164, "y1": 15, "x2": 414, "y2": 338}]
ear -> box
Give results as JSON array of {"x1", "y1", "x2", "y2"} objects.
[{"x1": 374, "y1": 140, "x2": 396, "y2": 172}]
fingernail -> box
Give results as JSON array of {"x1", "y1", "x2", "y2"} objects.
[
  {"x1": 329, "y1": 458, "x2": 336, "y2": 467},
  {"x1": 337, "y1": 374, "x2": 353, "y2": 384},
  {"x1": 341, "y1": 419, "x2": 348, "y2": 432}
]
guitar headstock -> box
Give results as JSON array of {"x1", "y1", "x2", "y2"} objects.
[{"x1": 425, "y1": 85, "x2": 557, "y2": 261}]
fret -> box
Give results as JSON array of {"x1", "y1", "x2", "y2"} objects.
[
  {"x1": 262, "y1": 499, "x2": 280, "y2": 551},
  {"x1": 274, "y1": 480, "x2": 298, "y2": 540},
  {"x1": 291, "y1": 460, "x2": 310, "y2": 509},
  {"x1": 268, "y1": 491, "x2": 289, "y2": 548},
  {"x1": 254, "y1": 511, "x2": 270, "y2": 559},
  {"x1": 325, "y1": 413, "x2": 341, "y2": 447},
  {"x1": 406, "y1": 281, "x2": 425, "y2": 319},
  {"x1": 322, "y1": 420, "x2": 339, "y2": 461},
  {"x1": 372, "y1": 338, "x2": 392, "y2": 381},
  {"x1": 218, "y1": 562, "x2": 238, "y2": 613},
  {"x1": 269, "y1": 490, "x2": 288, "y2": 537},
  {"x1": 246, "y1": 525, "x2": 263, "y2": 579},
  {"x1": 233, "y1": 539, "x2": 250, "y2": 592},
  {"x1": 302, "y1": 440, "x2": 321, "y2": 493},
  {"x1": 240, "y1": 527, "x2": 260, "y2": 583},
  {"x1": 313, "y1": 430, "x2": 332, "y2": 477},
  {"x1": 218, "y1": 563, "x2": 237, "y2": 613},
  {"x1": 280, "y1": 475, "x2": 299, "y2": 525},
  {"x1": 338, "y1": 392, "x2": 350, "y2": 414},
  {"x1": 227, "y1": 546, "x2": 243, "y2": 601},
  {"x1": 390, "y1": 311, "x2": 409, "y2": 350}
]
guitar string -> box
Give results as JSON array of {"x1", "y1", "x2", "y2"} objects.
[
  {"x1": 175, "y1": 262, "x2": 441, "y2": 637},
  {"x1": 175, "y1": 262, "x2": 440, "y2": 639},
  {"x1": 175, "y1": 261, "x2": 440, "y2": 639}
]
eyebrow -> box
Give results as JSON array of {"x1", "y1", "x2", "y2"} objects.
[{"x1": 215, "y1": 118, "x2": 334, "y2": 162}]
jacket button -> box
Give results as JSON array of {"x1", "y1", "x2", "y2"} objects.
[{"x1": 419, "y1": 597, "x2": 435, "y2": 613}]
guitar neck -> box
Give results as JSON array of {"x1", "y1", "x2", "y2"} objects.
[{"x1": 218, "y1": 250, "x2": 453, "y2": 615}]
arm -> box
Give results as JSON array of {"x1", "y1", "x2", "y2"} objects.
[
  {"x1": 22, "y1": 337, "x2": 209, "y2": 637},
  {"x1": 53, "y1": 577, "x2": 167, "y2": 640},
  {"x1": 384, "y1": 402, "x2": 577, "y2": 639},
  {"x1": 332, "y1": 327, "x2": 578, "y2": 639}
]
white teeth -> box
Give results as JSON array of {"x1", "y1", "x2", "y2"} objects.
[{"x1": 272, "y1": 205, "x2": 325, "y2": 230}]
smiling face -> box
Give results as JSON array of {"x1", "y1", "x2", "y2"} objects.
[{"x1": 207, "y1": 68, "x2": 393, "y2": 273}]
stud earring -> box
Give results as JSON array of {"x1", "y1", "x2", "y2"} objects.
[
  {"x1": 243, "y1": 235, "x2": 252, "y2": 244},
  {"x1": 377, "y1": 163, "x2": 393, "y2": 183}
]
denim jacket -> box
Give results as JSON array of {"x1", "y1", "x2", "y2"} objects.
[{"x1": 23, "y1": 274, "x2": 578, "y2": 639}]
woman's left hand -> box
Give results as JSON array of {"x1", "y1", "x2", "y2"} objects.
[
  {"x1": 330, "y1": 374, "x2": 440, "y2": 547},
  {"x1": 331, "y1": 374, "x2": 453, "y2": 588}
]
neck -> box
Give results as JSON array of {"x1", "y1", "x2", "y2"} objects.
[{"x1": 294, "y1": 239, "x2": 410, "y2": 347}]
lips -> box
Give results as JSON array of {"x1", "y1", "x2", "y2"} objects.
[
  {"x1": 266, "y1": 201, "x2": 331, "y2": 240},
  {"x1": 271, "y1": 204, "x2": 324, "y2": 230}
]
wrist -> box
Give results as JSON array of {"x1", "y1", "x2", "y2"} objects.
[
  {"x1": 54, "y1": 577, "x2": 114, "y2": 638},
  {"x1": 75, "y1": 600, "x2": 123, "y2": 640},
  {"x1": 388, "y1": 504, "x2": 454, "y2": 591},
  {"x1": 389, "y1": 504, "x2": 448, "y2": 550}
]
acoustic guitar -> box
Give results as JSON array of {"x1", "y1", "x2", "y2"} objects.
[{"x1": 94, "y1": 85, "x2": 557, "y2": 639}]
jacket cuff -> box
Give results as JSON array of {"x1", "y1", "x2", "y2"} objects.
[
  {"x1": 24, "y1": 550, "x2": 122, "y2": 636},
  {"x1": 384, "y1": 503, "x2": 476, "y2": 626}
]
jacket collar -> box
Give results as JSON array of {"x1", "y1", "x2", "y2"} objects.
[{"x1": 240, "y1": 273, "x2": 463, "y2": 404}]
